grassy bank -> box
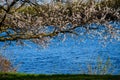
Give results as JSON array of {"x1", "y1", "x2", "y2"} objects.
[{"x1": 0, "y1": 73, "x2": 120, "y2": 80}]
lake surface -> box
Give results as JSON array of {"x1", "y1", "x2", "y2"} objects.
[
  {"x1": 0, "y1": 37, "x2": 120, "y2": 75},
  {"x1": 0, "y1": 22, "x2": 120, "y2": 75}
]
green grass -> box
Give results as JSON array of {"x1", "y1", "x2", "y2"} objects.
[{"x1": 0, "y1": 73, "x2": 120, "y2": 80}]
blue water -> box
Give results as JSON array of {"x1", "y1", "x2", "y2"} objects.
[
  {"x1": 0, "y1": 37, "x2": 120, "y2": 75},
  {"x1": 0, "y1": 22, "x2": 120, "y2": 75}
]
